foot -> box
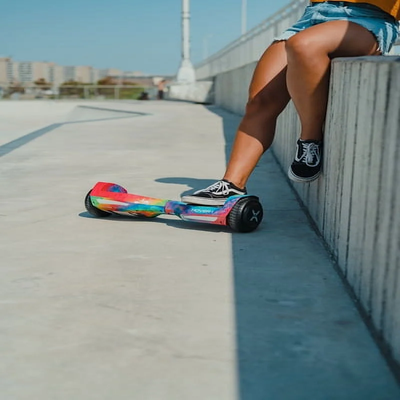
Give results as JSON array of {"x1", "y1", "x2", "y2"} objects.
[
  {"x1": 288, "y1": 139, "x2": 322, "y2": 183},
  {"x1": 181, "y1": 179, "x2": 247, "y2": 206}
]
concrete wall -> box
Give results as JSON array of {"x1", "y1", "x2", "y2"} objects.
[
  {"x1": 214, "y1": 62, "x2": 255, "y2": 114},
  {"x1": 212, "y1": 56, "x2": 400, "y2": 368},
  {"x1": 167, "y1": 81, "x2": 214, "y2": 103}
]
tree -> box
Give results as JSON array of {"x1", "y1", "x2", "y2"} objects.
[
  {"x1": 8, "y1": 82, "x2": 24, "y2": 95},
  {"x1": 34, "y1": 78, "x2": 51, "y2": 90},
  {"x1": 61, "y1": 80, "x2": 80, "y2": 86},
  {"x1": 97, "y1": 76, "x2": 116, "y2": 85}
]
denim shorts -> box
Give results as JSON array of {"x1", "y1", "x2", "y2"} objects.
[{"x1": 274, "y1": 1, "x2": 399, "y2": 54}]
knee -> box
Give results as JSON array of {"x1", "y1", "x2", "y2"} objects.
[{"x1": 285, "y1": 34, "x2": 318, "y2": 60}]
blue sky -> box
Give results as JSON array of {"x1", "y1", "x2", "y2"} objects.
[{"x1": 1, "y1": 0, "x2": 288, "y2": 75}]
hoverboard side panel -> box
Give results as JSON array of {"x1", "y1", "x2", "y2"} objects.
[
  {"x1": 165, "y1": 196, "x2": 243, "y2": 226},
  {"x1": 90, "y1": 182, "x2": 168, "y2": 217}
]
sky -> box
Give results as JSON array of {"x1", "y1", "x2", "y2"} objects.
[{"x1": 0, "y1": 0, "x2": 288, "y2": 75}]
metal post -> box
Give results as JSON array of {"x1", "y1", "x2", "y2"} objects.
[
  {"x1": 176, "y1": 0, "x2": 196, "y2": 83},
  {"x1": 242, "y1": 0, "x2": 247, "y2": 35},
  {"x1": 182, "y1": 0, "x2": 190, "y2": 61}
]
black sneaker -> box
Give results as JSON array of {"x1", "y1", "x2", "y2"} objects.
[
  {"x1": 288, "y1": 139, "x2": 322, "y2": 183},
  {"x1": 181, "y1": 179, "x2": 247, "y2": 206}
]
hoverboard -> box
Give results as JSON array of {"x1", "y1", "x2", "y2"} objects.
[{"x1": 85, "y1": 182, "x2": 263, "y2": 233}]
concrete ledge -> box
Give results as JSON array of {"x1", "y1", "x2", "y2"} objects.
[
  {"x1": 211, "y1": 56, "x2": 400, "y2": 372},
  {"x1": 167, "y1": 81, "x2": 214, "y2": 103}
]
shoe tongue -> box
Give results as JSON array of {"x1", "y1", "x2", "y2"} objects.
[
  {"x1": 300, "y1": 139, "x2": 319, "y2": 144},
  {"x1": 222, "y1": 179, "x2": 236, "y2": 188},
  {"x1": 222, "y1": 179, "x2": 245, "y2": 192}
]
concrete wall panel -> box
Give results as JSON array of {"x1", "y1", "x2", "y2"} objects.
[{"x1": 212, "y1": 56, "x2": 400, "y2": 368}]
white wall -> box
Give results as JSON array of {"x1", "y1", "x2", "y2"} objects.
[
  {"x1": 275, "y1": 57, "x2": 400, "y2": 365},
  {"x1": 194, "y1": 0, "x2": 400, "y2": 367},
  {"x1": 211, "y1": 56, "x2": 400, "y2": 367}
]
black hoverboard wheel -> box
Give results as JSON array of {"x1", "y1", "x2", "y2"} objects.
[
  {"x1": 85, "y1": 190, "x2": 111, "y2": 218},
  {"x1": 227, "y1": 196, "x2": 263, "y2": 233}
]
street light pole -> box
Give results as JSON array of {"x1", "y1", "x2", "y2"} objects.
[
  {"x1": 241, "y1": 0, "x2": 247, "y2": 35},
  {"x1": 176, "y1": 0, "x2": 196, "y2": 83}
]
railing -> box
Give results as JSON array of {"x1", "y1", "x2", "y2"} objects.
[
  {"x1": 195, "y1": 0, "x2": 308, "y2": 80},
  {"x1": 0, "y1": 85, "x2": 157, "y2": 100},
  {"x1": 195, "y1": 0, "x2": 400, "y2": 80}
]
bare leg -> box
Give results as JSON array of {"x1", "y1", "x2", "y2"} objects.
[
  {"x1": 285, "y1": 21, "x2": 380, "y2": 141},
  {"x1": 223, "y1": 41, "x2": 290, "y2": 189},
  {"x1": 215, "y1": 22, "x2": 380, "y2": 190}
]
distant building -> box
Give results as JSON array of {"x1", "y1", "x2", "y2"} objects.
[
  {"x1": 91, "y1": 68, "x2": 100, "y2": 84},
  {"x1": 63, "y1": 66, "x2": 76, "y2": 82},
  {"x1": 7, "y1": 61, "x2": 19, "y2": 83},
  {"x1": 63, "y1": 66, "x2": 99, "y2": 84},
  {"x1": 2, "y1": 59, "x2": 55, "y2": 85},
  {"x1": 0, "y1": 57, "x2": 10, "y2": 85},
  {"x1": 49, "y1": 63, "x2": 65, "y2": 86},
  {"x1": 14, "y1": 61, "x2": 52, "y2": 84},
  {"x1": 76, "y1": 66, "x2": 92, "y2": 83},
  {"x1": 0, "y1": 57, "x2": 155, "y2": 86}
]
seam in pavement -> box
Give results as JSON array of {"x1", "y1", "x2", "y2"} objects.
[
  {"x1": 0, "y1": 108, "x2": 150, "y2": 158},
  {"x1": 76, "y1": 105, "x2": 150, "y2": 116}
]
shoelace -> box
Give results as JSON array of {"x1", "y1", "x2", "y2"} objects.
[
  {"x1": 299, "y1": 142, "x2": 320, "y2": 167},
  {"x1": 204, "y1": 180, "x2": 231, "y2": 195}
]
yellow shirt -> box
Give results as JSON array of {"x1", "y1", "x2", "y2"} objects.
[{"x1": 312, "y1": 0, "x2": 400, "y2": 20}]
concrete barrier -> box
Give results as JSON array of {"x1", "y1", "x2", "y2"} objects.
[
  {"x1": 210, "y1": 56, "x2": 400, "y2": 370},
  {"x1": 167, "y1": 81, "x2": 214, "y2": 103}
]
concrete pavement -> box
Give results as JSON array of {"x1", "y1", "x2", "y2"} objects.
[{"x1": 0, "y1": 100, "x2": 399, "y2": 400}]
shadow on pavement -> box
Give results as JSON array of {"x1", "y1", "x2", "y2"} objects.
[
  {"x1": 155, "y1": 177, "x2": 216, "y2": 197},
  {"x1": 198, "y1": 105, "x2": 400, "y2": 400},
  {"x1": 0, "y1": 106, "x2": 149, "y2": 158},
  {"x1": 204, "y1": 105, "x2": 283, "y2": 400},
  {"x1": 78, "y1": 211, "x2": 232, "y2": 233}
]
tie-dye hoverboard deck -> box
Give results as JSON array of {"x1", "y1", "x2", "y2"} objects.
[{"x1": 85, "y1": 182, "x2": 263, "y2": 233}]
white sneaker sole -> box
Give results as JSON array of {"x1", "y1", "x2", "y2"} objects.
[
  {"x1": 288, "y1": 167, "x2": 321, "y2": 183},
  {"x1": 181, "y1": 195, "x2": 227, "y2": 206}
]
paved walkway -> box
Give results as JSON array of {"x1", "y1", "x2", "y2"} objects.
[{"x1": 0, "y1": 100, "x2": 399, "y2": 400}]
